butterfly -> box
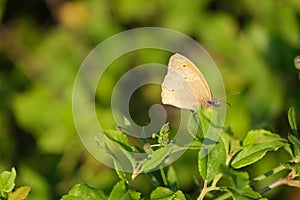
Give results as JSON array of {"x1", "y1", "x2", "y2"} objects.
[{"x1": 161, "y1": 53, "x2": 220, "y2": 110}]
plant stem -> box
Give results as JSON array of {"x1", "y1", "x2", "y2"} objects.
[
  {"x1": 250, "y1": 164, "x2": 287, "y2": 185},
  {"x1": 160, "y1": 167, "x2": 168, "y2": 186},
  {"x1": 197, "y1": 175, "x2": 221, "y2": 200},
  {"x1": 211, "y1": 174, "x2": 222, "y2": 187},
  {"x1": 259, "y1": 178, "x2": 286, "y2": 194},
  {"x1": 259, "y1": 169, "x2": 299, "y2": 194},
  {"x1": 197, "y1": 180, "x2": 208, "y2": 200}
]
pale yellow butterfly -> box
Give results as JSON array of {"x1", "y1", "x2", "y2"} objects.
[{"x1": 161, "y1": 53, "x2": 220, "y2": 110}]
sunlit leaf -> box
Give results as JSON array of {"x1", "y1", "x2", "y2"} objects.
[
  {"x1": 141, "y1": 146, "x2": 172, "y2": 172},
  {"x1": 231, "y1": 141, "x2": 287, "y2": 169},
  {"x1": 108, "y1": 181, "x2": 140, "y2": 200},
  {"x1": 0, "y1": 168, "x2": 16, "y2": 193},
  {"x1": 198, "y1": 139, "x2": 226, "y2": 181},
  {"x1": 60, "y1": 184, "x2": 107, "y2": 200},
  {"x1": 150, "y1": 187, "x2": 186, "y2": 200}
]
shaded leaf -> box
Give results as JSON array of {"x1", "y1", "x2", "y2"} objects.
[
  {"x1": 224, "y1": 187, "x2": 264, "y2": 200},
  {"x1": 288, "y1": 107, "x2": 298, "y2": 137},
  {"x1": 103, "y1": 130, "x2": 135, "y2": 152},
  {"x1": 221, "y1": 166, "x2": 263, "y2": 199},
  {"x1": 104, "y1": 142, "x2": 135, "y2": 173},
  {"x1": 287, "y1": 133, "x2": 300, "y2": 158},
  {"x1": 167, "y1": 165, "x2": 178, "y2": 191}
]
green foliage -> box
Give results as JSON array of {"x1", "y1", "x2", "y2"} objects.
[
  {"x1": 1, "y1": 0, "x2": 300, "y2": 199},
  {"x1": 58, "y1": 106, "x2": 300, "y2": 199},
  {"x1": 198, "y1": 138, "x2": 226, "y2": 182},
  {"x1": 231, "y1": 130, "x2": 287, "y2": 169},
  {"x1": 150, "y1": 187, "x2": 186, "y2": 200},
  {"x1": 0, "y1": 168, "x2": 30, "y2": 200},
  {"x1": 61, "y1": 184, "x2": 107, "y2": 200}
]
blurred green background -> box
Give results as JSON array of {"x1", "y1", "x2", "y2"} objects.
[{"x1": 0, "y1": 0, "x2": 300, "y2": 199}]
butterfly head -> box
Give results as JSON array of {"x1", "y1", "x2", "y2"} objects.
[{"x1": 207, "y1": 98, "x2": 221, "y2": 108}]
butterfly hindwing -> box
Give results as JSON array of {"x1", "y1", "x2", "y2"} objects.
[{"x1": 161, "y1": 53, "x2": 213, "y2": 109}]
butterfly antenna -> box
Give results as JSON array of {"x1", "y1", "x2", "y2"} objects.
[
  {"x1": 214, "y1": 92, "x2": 239, "y2": 107},
  {"x1": 218, "y1": 92, "x2": 240, "y2": 101}
]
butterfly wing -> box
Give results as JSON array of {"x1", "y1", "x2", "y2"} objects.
[
  {"x1": 161, "y1": 53, "x2": 213, "y2": 109},
  {"x1": 161, "y1": 67, "x2": 200, "y2": 109}
]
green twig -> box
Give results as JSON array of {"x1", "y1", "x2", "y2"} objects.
[
  {"x1": 250, "y1": 164, "x2": 287, "y2": 185},
  {"x1": 160, "y1": 167, "x2": 168, "y2": 186},
  {"x1": 197, "y1": 180, "x2": 208, "y2": 200},
  {"x1": 197, "y1": 175, "x2": 221, "y2": 200}
]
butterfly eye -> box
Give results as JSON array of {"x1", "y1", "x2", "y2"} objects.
[{"x1": 207, "y1": 100, "x2": 221, "y2": 108}]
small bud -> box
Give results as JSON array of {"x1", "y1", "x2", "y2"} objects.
[
  {"x1": 162, "y1": 137, "x2": 169, "y2": 146},
  {"x1": 294, "y1": 56, "x2": 300, "y2": 70},
  {"x1": 143, "y1": 143, "x2": 153, "y2": 153},
  {"x1": 161, "y1": 122, "x2": 170, "y2": 133}
]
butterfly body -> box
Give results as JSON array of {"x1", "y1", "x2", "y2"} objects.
[{"x1": 161, "y1": 53, "x2": 220, "y2": 110}]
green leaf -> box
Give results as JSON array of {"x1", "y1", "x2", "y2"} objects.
[
  {"x1": 288, "y1": 107, "x2": 298, "y2": 137},
  {"x1": 103, "y1": 130, "x2": 135, "y2": 152},
  {"x1": 104, "y1": 142, "x2": 135, "y2": 173},
  {"x1": 221, "y1": 166, "x2": 263, "y2": 199},
  {"x1": 167, "y1": 166, "x2": 178, "y2": 191},
  {"x1": 222, "y1": 128, "x2": 241, "y2": 155},
  {"x1": 288, "y1": 133, "x2": 300, "y2": 158},
  {"x1": 188, "y1": 108, "x2": 215, "y2": 140},
  {"x1": 141, "y1": 146, "x2": 172, "y2": 172},
  {"x1": 128, "y1": 190, "x2": 141, "y2": 200},
  {"x1": 102, "y1": 129, "x2": 138, "y2": 173},
  {"x1": 198, "y1": 139, "x2": 226, "y2": 182},
  {"x1": 0, "y1": 168, "x2": 16, "y2": 194},
  {"x1": 60, "y1": 184, "x2": 107, "y2": 200},
  {"x1": 108, "y1": 181, "x2": 140, "y2": 200},
  {"x1": 8, "y1": 186, "x2": 31, "y2": 200},
  {"x1": 242, "y1": 129, "x2": 285, "y2": 146},
  {"x1": 231, "y1": 140, "x2": 287, "y2": 169},
  {"x1": 199, "y1": 108, "x2": 214, "y2": 138},
  {"x1": 114, "y1": 159, "x2": 128, "y2": 183},
  {"x1": 150, "y1": 187, "x2": 186, "y2": 200},
  {"x1": 224, "y1": 187, "x2": 264, "y2": 200}
]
